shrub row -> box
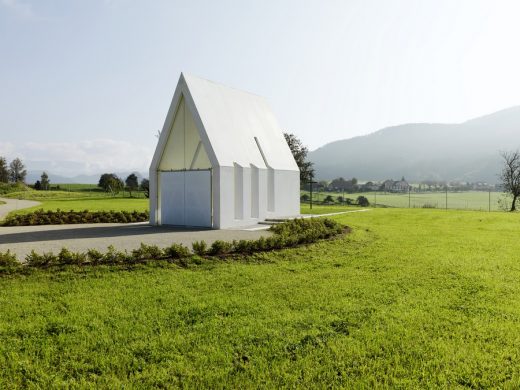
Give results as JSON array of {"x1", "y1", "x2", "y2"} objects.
[
  {"x1": 2, "y1": 209, "x2": 149, "y2": 226},
  {"x1": 0, "y1": 218, "x2": 346, "y2": 270}
]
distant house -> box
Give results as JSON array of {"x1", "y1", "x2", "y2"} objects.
[{"x1": 383, "y1": 177, "x2": 410, "y2": 193}]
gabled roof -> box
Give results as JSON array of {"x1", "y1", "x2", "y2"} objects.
[{"x1": 151, "y1": 73, "x2": 299, "y2": 171}]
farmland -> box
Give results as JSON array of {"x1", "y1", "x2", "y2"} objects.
[
  {"x1": 303, "y1": 190, "x2": 509, "y2": 211},
  {"x1": 2, "y1": 208, "x2": 520, "y2": 387}
]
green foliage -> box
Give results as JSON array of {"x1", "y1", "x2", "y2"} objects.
[
  {"x1": 0, "y1": 181, "x2": 31, "y2": 195},
  {"x1": 163, "y1": 243, "x2": 190, "y2": 259},
  {"x1": 192, "y1": 240, "x2": 208, "y2": 256},
  {"x1": 0, "y1": 250, "x2": 18, "y2": 267},
  {"x1": 125, "y1": 173, "x2": 139, "y2": 196},
  {"x1": 208, "y1": 240, "x2": 233, "y2": 256},
  {"x1": 132, "y1": 243, "x2": 164, "y2": 261},
  {"x1": 98, "y1": 173, "x2": 124, "y2": 193},
  {"x1": 356, "y1": 195, "x2": 370, "y2": 207},
  {"x1": 25, "y1": 250, "x2": 58, "y2": 267},
  {"x1": 2, "y1": 209, "x2": 149, "y2": 226}
]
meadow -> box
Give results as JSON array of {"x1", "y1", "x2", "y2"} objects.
[
  {"x1": 2, "y1": 184, "x2": 148, "y2": 215},
  {"x1": 2, "y1": 207, "x2": 520, "y2": 387},
  {"x1": 304, "y1": 190, "x2": 509, "y2": 211}
]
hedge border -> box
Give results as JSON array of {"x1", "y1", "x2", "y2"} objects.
[{"x1": 0, "y1": 218, "x2": 348, "y2": 272}]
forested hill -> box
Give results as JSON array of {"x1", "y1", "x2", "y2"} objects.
[{"x1": 309, "y1": 106, "x2": 520, "y2": 183}]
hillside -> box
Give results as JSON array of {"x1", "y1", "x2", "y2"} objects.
[{"x1": 309, "y1": 106, "x2": 520, "y2": 183}]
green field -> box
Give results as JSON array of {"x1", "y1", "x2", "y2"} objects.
[
  {"x1": 304, "y1": 190, "x2": 509, "y2": 211},
  {"x1": 2, "y1": 208, "x2": 520, "y2": 387},
  {"x1": 2, "y1": 186, "x2": 148, "y2": 216}
]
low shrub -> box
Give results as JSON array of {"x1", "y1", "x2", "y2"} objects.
[
  {"x1": 25, "y1": 251, "x2": 58, "y2": 267},
  {"x1": 2, "y1": 218, "x2": 346, "y2": 271},
  {"x1": 0, "y1": 250, "x2": 19, "y2": 267},
  {"x1": 2, "y1": 209, "x2": 149, "y2": 226},
  {"x1": 208, "y1": 240, "x2": 233, "y2": 256},
  {"x1": 192, "y1": 241, "x2": 208, "y2": 256},
  {"x1": 164, "y1": 243, "x2": 190, "y2": 259},
  {"x1": 132, "y1": 243, "x2": 164, "y2": 261}
]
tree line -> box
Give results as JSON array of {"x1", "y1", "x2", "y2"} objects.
[
  {"x1": 0, "y1": 157, "x2": 27, "y2": 184},
  {"x1": 98, "y1": 173, "x2": 149, "y2": 197}
]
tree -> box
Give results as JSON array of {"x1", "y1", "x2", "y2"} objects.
[
  {"x1": 357, "y1": 195, "x2": 370, "y2": 207},
  {"x1": 0, "y1": 157, "x2": 8, "y2": 183},
  {"x1": 34, "y1": 180, "x2": 41, "y2": 190},
  {"x1": 283, "y1": 133, "x2": 314, "y2": 183},
  {"x1": 8, "y1": 158, "x2": 27, "y2": 183},
  {"x1": 40, "y1": 172, "x2": 50, "y2": 190},
  {"x1": 98, "y1": 173, "x2": 124, "y2": 194},
  {"x1": 323, "y1": 195, "x2": 335, "y2": 204},
  {"x1": 140, "y1": 178, "x2": 150, "y2": 198},
  {"x1": 125, "y1": 173, "x2": 139, "y2": 197},
  {"x1": 500, "y1": 150, "x2": 520, "y2": 211}
]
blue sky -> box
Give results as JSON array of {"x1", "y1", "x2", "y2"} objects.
[{"x1": 1, "y1": 0, "x2": 520, "y2": 175}]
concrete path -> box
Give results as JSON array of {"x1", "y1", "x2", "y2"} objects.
[
  {"x1": 0, "y1": 222, "x2": 271, "y2": 259},
  {"x1": 0, "y1": 197, "x2": 41, "y2": 219}
]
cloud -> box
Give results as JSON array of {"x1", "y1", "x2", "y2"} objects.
[
  {"x1": 1, "y1": 0, "x2": 41, "y2": 20},
  {"x1": 1, "y1": 139, "x2": 154, "y2": 176}
]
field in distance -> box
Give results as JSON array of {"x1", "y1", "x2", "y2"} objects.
[
  {"x1": 2, "y1": 183, "x2": 148, "y2": 215},
  {"x1": 1, "y1": 208, "x2": 520, "y2": 387},
  {"x1": 302, "y1": 190, "x2": 510, "y2": 211}
]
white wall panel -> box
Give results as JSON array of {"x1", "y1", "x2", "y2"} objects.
[{"x1": 185, "y1": 170, "x2": 212, "y2": 227}]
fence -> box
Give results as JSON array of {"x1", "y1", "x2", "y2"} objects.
[{"x1": 303, "y1": 190, "x2": 511, "y2": 212}]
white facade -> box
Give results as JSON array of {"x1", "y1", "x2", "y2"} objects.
[{"x1": 149, "y1": 73, "x2": 300, "y2": 229}]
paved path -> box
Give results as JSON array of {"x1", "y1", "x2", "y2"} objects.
[
  {"x1": 0, "y1": 197, "x2": 41, "y2": 219},
  {"x1": 0, "y1": 222, "x2": 271, "y2": 260}
]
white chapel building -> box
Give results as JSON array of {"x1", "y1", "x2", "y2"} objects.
[{"x1": 149, "y1": 73, "x2": 300, "y2": 228}]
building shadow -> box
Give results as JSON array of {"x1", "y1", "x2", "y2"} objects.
[{"x1": 0, "y1": 224, "x2": 210, "y2": 245}]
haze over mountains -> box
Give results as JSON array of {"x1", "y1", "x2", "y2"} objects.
[{"x1": 309, "y1": 106, "x2": 520, "y2": 184}]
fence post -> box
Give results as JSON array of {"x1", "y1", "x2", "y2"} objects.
[
  {"x1": 489, "y1": 191, "x2": 491, "y2": 212},
  {"x1": 445, "y1": 187, "x2": 448, "y2": 210}
]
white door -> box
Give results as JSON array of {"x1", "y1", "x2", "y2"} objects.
[
  {"x1": 185, "y1": 170, "x2": 211, "y2": 227},
  {"x1": 160, "y1": 170, "x2": 211, "y2": 227},
  {"x1": 160, "y1": 171, "x2": 185, "y2": 225}
]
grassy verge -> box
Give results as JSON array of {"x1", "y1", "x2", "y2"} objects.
[
  {"x1": 8, "y1": 197, "x2": 148, "y2": 215},
  {"x1": 2, "y1": 208, "x2": 520, "y2": 387}
]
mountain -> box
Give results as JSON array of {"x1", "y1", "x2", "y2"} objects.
[{"x1": 309, "y1": 106, "x2": 520, "y2": 183}]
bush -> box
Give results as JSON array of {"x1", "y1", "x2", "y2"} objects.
[
  {"x1": 132, "y1": 243, "x2": 163, "y2": 261},
  {"x1": 58, "y1": 247, "x2": 86, "y2": 265},
  {"x1": 2, "y1": 209, "x2": 149, "y2": 226},
  {"x1": 25, "y1": 251, "x2": 58, "y2": 267},
  {"x1": 163, "y1": 243, "x2": 190, "y2": 259},
  {"x1": 0, "y1": 250, "x2": 18, "y2": 267},
  {"x1": 357, "y1": 196, "x2": 370, "y2": 207},
  {"x1": 208, "y1": 240, "x2": 233, "y2": 256},
  {"x1": 4, "y1": 218, "x2": 346, "y2": 271},
  {"x1": 192, "y1": 241, "x2": 208, "y2": 256}
]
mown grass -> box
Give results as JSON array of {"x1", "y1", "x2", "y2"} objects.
[
  {"x1": 12, "y1": 197, "x2": 148, "y2": 215},
  {"x1": 2, "y1": 208, "x2": 520, "y2": 387}
]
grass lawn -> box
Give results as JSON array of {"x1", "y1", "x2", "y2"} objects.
[
  {"x1": 2, "y1": 208, "x2": 520, "y2": 387},
  {"x1": 11, "y1": 197, "x2": 148, "y2": 214}
]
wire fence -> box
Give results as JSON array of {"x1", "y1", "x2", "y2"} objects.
[{"x1": 303, "y1": 190, "x2": 512, "y2": 212}]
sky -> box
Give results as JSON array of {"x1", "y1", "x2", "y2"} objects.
[{"x1": 1, "y1": 0, "x2": 520, "y2": 176}]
